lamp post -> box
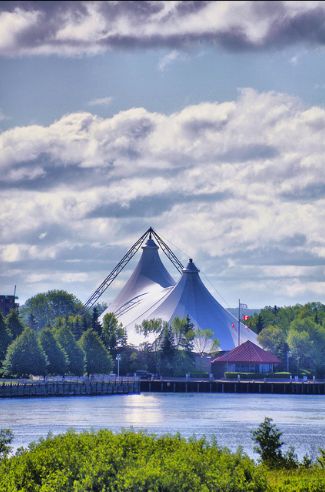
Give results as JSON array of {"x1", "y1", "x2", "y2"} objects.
[
  {"x1": 286, "y1": 350, "x2": 292, "y2": 373},
  {"x1": 116, "y1": 354, "x2": 121, "y2": 378}
]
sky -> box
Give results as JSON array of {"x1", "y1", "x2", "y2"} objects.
[{"x1": 0, "y1": 1, "x2": 324, "y2": 309}]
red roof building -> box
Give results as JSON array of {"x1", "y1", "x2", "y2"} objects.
[{"x1": 211, "y1": 340, "x2": 280, "y2": 376}]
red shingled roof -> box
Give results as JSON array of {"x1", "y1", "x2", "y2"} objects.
[{"x1": 212, "y1": 340, "x2": 280, "y2": 364}]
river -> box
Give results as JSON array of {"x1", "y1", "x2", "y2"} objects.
[{"x1": 1, "y1": 393, "x2": 324, "y2": 459}]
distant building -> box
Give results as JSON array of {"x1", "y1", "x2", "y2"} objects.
[
  {"x1": 211, "y1": 340, "x2": 280, "y2": 377},
  {"x1": 0, "y1": 295, "x2": 19, "y2": 316}
]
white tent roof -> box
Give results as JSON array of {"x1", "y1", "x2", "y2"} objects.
[
  {"x1": 99, "y1": 237, "x2": 176, "y2": 341},
  {"x1": 100, "y1": 239, "x2": 258, "y2": 350}
]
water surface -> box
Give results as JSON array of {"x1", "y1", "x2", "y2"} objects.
[{"x1": 1, "y1": 393, "x2": 324, "y2": 459}]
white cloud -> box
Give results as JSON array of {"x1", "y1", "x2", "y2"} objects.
[
  {"x1": 0, "y1": 88, "x2": 324, "y2": 305},
  {"x1": 88, "y1": 96, "x2": 113, "y2": 107},
  {"x1": 158, "y1": 50, "x2": 182, "y2": 71}
]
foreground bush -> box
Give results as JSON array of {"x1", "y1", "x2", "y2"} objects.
[{"x1": 0, "y1": 430, "x2": 267, "y2": 491}]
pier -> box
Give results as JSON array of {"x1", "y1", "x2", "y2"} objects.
[
  {"x1": 0, "y1": 377, "x2": 139, "y2": 398},
  {"x1": 140, "y1": 378, "x2": 325, "y2": 395}
]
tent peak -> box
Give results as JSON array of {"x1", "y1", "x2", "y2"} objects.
[
  {"x1": 183, "y1": 258, "x2": 200, "y2": 273},
  {"x1": 142, "y1": 237, "x2": 159, "y2": 249}
]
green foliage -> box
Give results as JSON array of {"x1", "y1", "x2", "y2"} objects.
[
  {"x1": 54, "y1": 326, "x2": 85, "y2": 376},
  {"x1": 0, "y1": 312, "x2": 11, "y2": 364},
  {"x1": 193, "y1": 328, "x2": 220, "y2": 356},
  {"x1": 79, "y1": 329, "x2": 112, "y2": 375},
  {"x1": 266, "y1": 467, "x2": 325, "y2": 491},
  {"x1": 0, "y1": 429, "x2": 13, "y2": 461},
  {"x1": 171, "y1": 316, "x2": 195, "y2": 352},
  {"x1": 39, "y1": 328, "x2": 68, "y2": 375},
  {"x1": 252, "y1": 303, "x2": 325, "y2": 376},
  {"x1": 0, "y1": 430, "x2": 267, "y2": 491},
  {"x1": 3, "y1": 328, "x2": 47, "y2": 377},
  {"x1": 21, "y1": 290, "x2": 85, "y2": 331},
  {"x1": 251, "y1": 417, "x2": 284, "y2": 468},
  {"x1": 101, "y1": 312, "x2": 127, "y2": 358},
  {"x1": 257, "y1": 325, "x2": 288, "y2": 361},
  {"x1": 5, "y1": 310, "x2": 25, "y2": 340}
]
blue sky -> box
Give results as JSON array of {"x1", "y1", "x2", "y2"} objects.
[{"x1": 0, "y1": 1, "x2": 324, "y2": 309}]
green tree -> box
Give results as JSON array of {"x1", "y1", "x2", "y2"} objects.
[
  {"x1": 5, "y1": 310, "x2": 24, "y2": 340},
  {"x1": 91, "y1": 307, "x2": 102, "y2": 336},
  {"x1": 171, "y1": 316, "x2": 195, "y2": 352},
  {"x1": 21, "y1": 290, "x2": 85, "y2": 331},
  {"x1": 3, "y1": 328, "x2": 47, "y2": 377},
  {"x1": 193, "y1": 328, "x2": 219, "y2": 356},
  {"x1": 101, "y1": 313, "x2": 127, "y2": 358},
  {"x1": 257, "y1": 325, "x2": 287, "y2": 362},
  {"x1": 39, "y1": 328, "x2": 68, "y2": 375},
  {"x1": 55, "y1": 326, "x2": 85, "y2": 376},
  {"x1": 251, "y1": 417, "x2": 284, "y2": 468},
  {"x1": 0, "y1": 429, "x2": 13, "y2": 461},
  {"x1": 0, "y1": 312, "x2": 11, "y2": 364},
  {"x1": 79, "y1": 329, "x2": 112, "y2": 375}
]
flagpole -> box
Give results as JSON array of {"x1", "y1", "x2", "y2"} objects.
[{"x1": 238, "y1": 298, "x2": 241, "y2": 346}]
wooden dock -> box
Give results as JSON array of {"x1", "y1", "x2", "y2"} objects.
[
  {"x1": 0, "y1": 378, "x2": 139, "y2": 398},
  {"x1": 140, "y1": 379, "x2": 325, "y2": 395}
]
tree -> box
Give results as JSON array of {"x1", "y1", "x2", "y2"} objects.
[
  {"x1": 171, "y1": 316, "x2": 195, "y2": 352},
  {"x1": 21, "y1": 290, "x2": 85, "y2": 331},
  {"x1": 251, "y1": 417, "x2": 284, "y2": 468},
  {"x1": 6, "y1": 310, "x2": 24, "y2": 340},
  {"x1": 257, "y1": 325, "x2": 287, "y2": 362},
  {"x1": 0, "y1": 429, "x2": 13, "y2": 461},
  {"x1": 0, "y1": 312, "x2": 11, "y2": 364},
  {"x1": 39, "y1": 328, "x2": 68, "y2": 375},
  {"x1": 193, "y1": 329, "x2": 219, "y2": 357},
  {"x1": 91, "y1": 307, "x2": 102, "y2": 336},
  {"x1": 79, "y1": 329, "x2": 112, "y2": 375},
  {"x1": 101, "y1": 313, "x2": 127, "y2": 358},
  {"x1": 3, "y1": 328, "x2": 47, "y2": 377},
  {"x1": 55, "y1": 326, "x2": 85, "y2": 376},
  {"x1": 288, "y1": 317, "x2": 325, "y2": 375}
]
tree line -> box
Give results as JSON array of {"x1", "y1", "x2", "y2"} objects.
[
  {"x1": 246, "y1": 302, "x2": 325, "y2": 376},
  {"x1": 0, "y1": 290, "x2": 218, "y2": 378}
]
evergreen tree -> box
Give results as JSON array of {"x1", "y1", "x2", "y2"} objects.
[
  {"x1": 27, "y1": 313, "x2": 38, "y2": 330},
  {"x1": 159, "y1": 323, "x2": 176, "y2": 376},
  {"x1": 3, "y1": 328, "x2": 47, "y2": 377},
  {"x1": 79, "y1": 329, "x2": 112, "y2": 375},
  {"x1": 6, "y1": 310, "x2": 24, "y2": 340},
  {"x1": 91, "y1": 307, "x2": 101, "y2": 336},
  {"x1": 251, "y1": 417, "x2": 284, "y2": 468},
  {"x1": 0, "y1": 312, "x2": 11, "y2": 364},
  {"x1": 101, "y1": 313, "x2": 127, "y2": 358},
  {"x1": 54, "y1": 326, "x2": 85, "y2": 375},
  {"x1": 39, "y1": 328, "x2": 68, "y2": 375}
]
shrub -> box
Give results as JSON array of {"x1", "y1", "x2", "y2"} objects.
[{"x1": 0, "y1": 430, "x2": 267, "y2": 491}]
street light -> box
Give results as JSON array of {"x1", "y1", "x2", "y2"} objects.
[
  {"x1": 286, "y1": 350, "x2": 292, "y2": 372},
  {"x1": 116, "y1": 354, "x2": 121, "y2": 378}
]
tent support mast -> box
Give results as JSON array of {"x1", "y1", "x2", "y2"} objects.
[{"x1": 84, "y1": 227, "x2": 184, "y2": 310}]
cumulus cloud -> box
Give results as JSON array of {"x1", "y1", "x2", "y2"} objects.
[
  {"x1": 0, "y1": 88, "x2": 324, "y2": 305},
  {"x1": 1, "y1": 1, "x2": 325, "y2": 57}
]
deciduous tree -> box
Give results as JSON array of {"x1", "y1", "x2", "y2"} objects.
[{"x1": 3, "y1": 328, "x2": 47, "y2": 377}]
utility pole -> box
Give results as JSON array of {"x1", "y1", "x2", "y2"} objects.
[{"x1": 238, "y1": 299, "x2": 241, "y2": 346}]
